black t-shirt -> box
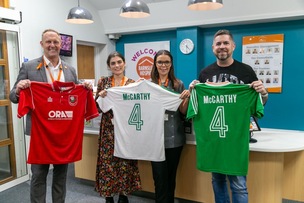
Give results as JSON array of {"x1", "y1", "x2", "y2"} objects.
[{"x1": 198, "y1": 60, "x2": 258, "y2": 84}]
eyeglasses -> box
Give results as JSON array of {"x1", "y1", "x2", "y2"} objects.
[{"x1": 156, "y1": 61, "x2": 171, "y2": 66}]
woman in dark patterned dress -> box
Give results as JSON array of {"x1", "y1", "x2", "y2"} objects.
[{"x1": 95, "y1": 51, "x2": 141, "y2": 203}]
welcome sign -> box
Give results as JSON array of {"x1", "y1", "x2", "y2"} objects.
[{"x1": 124, "y1": 41, "x2": 170, "y2": 80}]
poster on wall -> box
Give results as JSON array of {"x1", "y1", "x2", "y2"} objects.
[
  {"x1": 124, "y1": 41, "x2": 170, "y2": 80},
  {"x1": 242, "y1": 34, "x2": 284, "y2": 93}
]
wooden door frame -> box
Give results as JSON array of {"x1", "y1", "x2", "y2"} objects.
[{"x1": 0, "y1": 30, "x2": 17, "y2": 185}]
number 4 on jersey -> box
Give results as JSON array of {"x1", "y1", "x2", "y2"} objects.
[
  {"x1": 128, "y1": 103, "x2": 144, "y2": 131},
  {"x1": 210, "y1": 106, "x2": 228, "y2": 138}
]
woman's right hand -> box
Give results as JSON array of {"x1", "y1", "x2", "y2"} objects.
[
  {"x1": 99, "y1": 90, "x2": 108, "y2": 98},
  {"x1": 135, "y1": 78, "x2": 145, "y2": 83}
]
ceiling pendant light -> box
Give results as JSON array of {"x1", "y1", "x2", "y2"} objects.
[
  {"x1": 120, "y1": 0, "x2": 150, "y2": 18},
  {"x1": 66, "y1": 0, "x2": 93, "y2": 24},
  {"x1": 188, "y1": 0, "x2": 223, "y2": 11}
]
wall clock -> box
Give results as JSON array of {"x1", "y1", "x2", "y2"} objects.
[{"x1": 179, "y1": 38, "x2": 194, "y2": 54}]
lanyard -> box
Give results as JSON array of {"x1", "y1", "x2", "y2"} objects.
[
  {"x1": 158, "y1": 78, "x2": 169, "y2": 87},
  {"x1": 43, "y1": 58, "x2": 63, "y2": 82},
  {"x1": 111, "y1": 76, "x2": 126, "y2": 87}
]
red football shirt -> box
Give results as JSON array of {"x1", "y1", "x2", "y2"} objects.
[{"x1": 18, "y1": 81, "x2": 99, "y2": 164}]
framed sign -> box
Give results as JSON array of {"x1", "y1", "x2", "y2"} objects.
[{"x1": 242, "y1": 34, "x2": 284, "y2": 93}]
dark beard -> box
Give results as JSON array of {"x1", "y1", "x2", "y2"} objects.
[{"x1": 216, "y1": 52, "x2": 230, "y2": 61}]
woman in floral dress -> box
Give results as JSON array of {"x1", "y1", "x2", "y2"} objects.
[{"x1": 95, "y1": 51, "x2": 141, "y2": 203}]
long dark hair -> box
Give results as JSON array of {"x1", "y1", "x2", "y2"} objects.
[{"x1": 150, "y1": 50, "x2": 180, "y2": 91}]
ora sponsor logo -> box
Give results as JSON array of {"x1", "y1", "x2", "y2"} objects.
[{"x1": 48, "y1": 110, "x2": 73, "y2": 120}]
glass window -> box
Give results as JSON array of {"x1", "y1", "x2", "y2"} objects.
[
  {"x1": 0, "y1": 106, "x2": 8, "y2": 140},
  {"x1": 0, "y1": 65, "x2": 5, "y2": 99},
  {"x1": 0, "y1": 32, "x2": 3, "y2": 59},
  {"x1": 0, "y1": 146, "x2": 12, "y2": 181}
]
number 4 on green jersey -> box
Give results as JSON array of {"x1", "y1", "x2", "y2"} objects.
[{"x1": 210, "y1": 106, "x2": 228, "y2": 138}]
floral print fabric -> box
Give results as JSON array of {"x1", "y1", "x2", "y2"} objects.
[{"x1": 95, "y1": 76, "x2": 141, "y2": 197}]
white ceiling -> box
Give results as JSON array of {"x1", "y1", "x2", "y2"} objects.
[{"x1": 87, "y1": 0, "x2": 173, "y2": 10}]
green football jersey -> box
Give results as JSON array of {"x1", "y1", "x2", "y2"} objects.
[{"x1": 187, "y1": 83, "x2": 264, "y2": 175}]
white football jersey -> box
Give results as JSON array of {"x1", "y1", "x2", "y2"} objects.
[{"x1": 97, "y1": 79, "x2": 182, "y2": 161}]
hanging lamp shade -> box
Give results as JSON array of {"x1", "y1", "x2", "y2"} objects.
[
  {"x1": 66, "y1": 0, "x2": 93, "y2": 24},
  {"x1": 188, "y1": 0, "x2": 223, "y2": 11},
  {"x1": 120, "y1": 0, "x2": 150, "y2": 18}
]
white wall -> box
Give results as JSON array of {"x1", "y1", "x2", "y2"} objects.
[
  {"x1": 100, "y1": 0, "x2": 304, "y2": 35},
  {"x1": 13, "y1": 0, "x2": 114, "y2": 78}
]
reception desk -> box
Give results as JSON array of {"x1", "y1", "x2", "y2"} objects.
[
  {"x1": 75, "y1": 128, "x2": 304, "y2": 203},
  {"x1": 249, "y1": 129, "x2": 304, "y2": 203}
]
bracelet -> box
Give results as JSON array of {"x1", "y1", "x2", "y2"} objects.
[{"x1": 261, "y1": 93, "x2": 268, "y2": 97}]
